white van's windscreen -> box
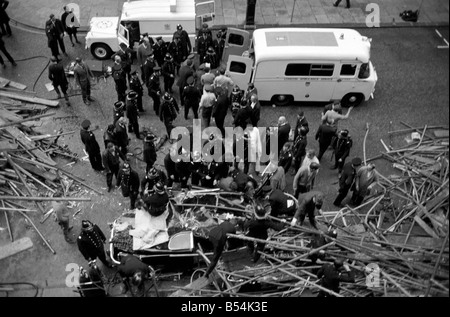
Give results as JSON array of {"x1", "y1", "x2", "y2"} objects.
[{"x1": 265, "y1": 32, "x2": 338, "y2": 47}]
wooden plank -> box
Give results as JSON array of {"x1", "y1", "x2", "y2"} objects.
[
  {"x1": 0, "y1": 76, "x2": 27, "y2": 90},
  {"x1": 434, "y1": 130, "x2": 449, "y2": 138},
  {"x1": 0, "y1": 91, "x2": 59, "y2": 107},
  {"x1": 0, "y1": 140, "x2": 18, "y2": 150},
  {"x1": 414, "y1": 215, "x2": 440, "y2": 239},
  {"x1": 0, "y1": 109, "x2": 34, "y2": 128},
  {"x1": 169, "y1": 276, "x2": 210, "y2": 297},
  {"x1": 14, "y1": 160, "x2": 58, "y2": 182},
  {"x1": 0, "y1": 78, "x2": 10, "y2": 88},
  {"x1": 0, "y1": 118, "x2": 56, "y2": 166},
  {"x1": 0, "y1": 237, "x2": 33, "y2": 260}
]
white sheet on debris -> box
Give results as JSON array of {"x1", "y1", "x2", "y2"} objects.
[{"x1": 129, "y1": 208, "x2": 169, "y2": 250}]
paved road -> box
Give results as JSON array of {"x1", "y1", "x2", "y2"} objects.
[{"x1": 0, "y1": 25, "x2": 448, "y2": 296}]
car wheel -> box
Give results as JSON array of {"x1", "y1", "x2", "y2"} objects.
[
  {"x1": 271, "y1": 95, "x2": 293, "y2": 107},
  {"x1": 91, "y1": 43, "x2": 113, "y2": 60},
  {"x1": 341, "y1": 93, "x2": 364, "y2": 107}
]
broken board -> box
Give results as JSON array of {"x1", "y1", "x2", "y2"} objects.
[
  {"x1": 0, "y1": 76, "x2": 27, "y2": 90},
  {"x1": 0, "y1": 91, "x2": 59, "y2": 107},
  {"x1": 0, "y1": 237, "x2": 33, "y2": 260}
]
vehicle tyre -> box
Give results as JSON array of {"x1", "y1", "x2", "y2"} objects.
[
  {"x1": 271, "y1": 95, "x2": 293, "y2": 107},
  {"x1": 341, "y1": 93, "x2": 364, "y2": 107},
  {"x1": 91, "y1": 43, "x2": 113, "y2": 60}
]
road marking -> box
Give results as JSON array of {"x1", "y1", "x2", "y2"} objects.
[{"x1": 435, "y1": 29, "x2": 449, "y2": 49}]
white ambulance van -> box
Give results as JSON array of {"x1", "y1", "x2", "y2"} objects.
[
  {"x1": 85, "y1": 0, "x2": 215, "y2": 60},
  {"x1": 224, "y1": 28, "x2": 378, "y2": 107}
]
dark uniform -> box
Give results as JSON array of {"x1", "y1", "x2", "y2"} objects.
[
  {"x1": 204, "y1": 47, "x2": 218, "y2": 70},
  {"x1": 152, "y1": 37, "x2": 168, "y2": 69},
  {"x1": 173, "y1": 25, "x2": 192, "y2": 60},
  {"x1": 162, "y1": 53, "x2": 176, "y2": 93},
  {"x1": 103, "y1": 124, "x2": 116, "y2": 148},
  {"x1": 332, "y1": 130, "x2": 353, "y2": 173},
  {"x1": 142, "y1": 134, "x2": 157, "y2": 173},
  {"x1": 80, "y1": 120, "x2": 103, "y2": 171},
  {"x1": 317, "y1": 260, "x2": 355, "y2": 297},
  {"x1": 264, "y1": 188, "x2": 296, "y2": 218},
  {"x1": 77, "y1": 220, "x2": 111, "y2": 267},
  {"x1": 333, "y1": 158, "x2": 361, "y2": 207},
  {"x1": 197, "y1": 33, "x2": 213, "y2": 65},
  {"x1": 114, "y1": 117, "x2": 129, "y2": 157},
  {"x1": 188, "y1": 154, "x2": 203, "y2": 186},
  {"x1": 142, "y1": 55, "x2": 157, "y2": 87},
  {"x1": 177, "y1": 62, "x2": 194, "y2": 108},
  {"x1": 204, "y1": 220, "x2": 237, "y2": 277},
  {"x1": 230, "y1": 86, "x2": 244, "y2": 119},
  {"x1": 278, "y1": 145, "x2": 293, "y2": 173},
  {"x1": 48, "y1": 59, "x2": 69, "y2": 103},
  {"x1": 141, "y1": 167, "x2": 167, "y2": 197},
  {"x1": 315, "y1": 122, "x2": 337, "y2": 161},
  {"x1": 147, "y1": 67, "x2": 161, "y2": 115},
  {"x1": 143, "y1": 186, "x2": 169, "y2": 217},
  {"x1": 164, "y1": 152, "x2": 179, "y2": 187},
  {"x1": 125, "y1": 91, "x2": 140, "y2": 139},
  {"x1": 168, "y1": 37, "x2": 183, "y2": 74},
  {"x1": 244, "y1": 206, "x2": 285, "y2": 262},
  {"x1": 112, "y1": 45, "x2": 133, "y2": 83},
  {"x1": 212, "y1": 31, "x2": 225, "y2": 62},
  {"x1": 159, "y1": 93, "x2": 179, "y2": 138},
  {"x1": 102, "y1": 143, "x2": 125, "y2": 191},
  {"x1": 277, "y1": 122, "x2": 291, "y2": 156},
  {"x1": 112, "y1": 62, "x2": 127, "y2": 102},
  {"x1": 293, "y1": 129, "x2": 308, "y2": 173},
  {"x1": 113, "y1": 101, "x2": 125, "y2": 125},
  {"x1": 183, "y1": 77, "x2": 201, "y2": 119},
  {"x1": 212, "y1": 89, "x2": 229, "y2": 137},
  {"x1": 45, "y1": 15, "x2": 66, "y2": 59},
  {"x1": 117, "y1": 163, "x2": 140, "y2": 210},
  {"x1": 129, "y1": 72, "x2": 144, "y2": 112},
  {"x1": 294, "y1": 112, "x2": 310, "y2": 141}
]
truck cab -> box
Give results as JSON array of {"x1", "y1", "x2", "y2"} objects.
[{"x1": 85, "y1": 0, "x2": 215, "y2": 60}]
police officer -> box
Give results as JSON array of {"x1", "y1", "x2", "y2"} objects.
[
  {"x1": 117, "y1": 162, "x2": 140, "y2": 210},
  {"x1": 262, "y1": 185, "x2": 296, "y2": 218},
  {"x1": 77, "y1": 220, "x2": 113, "y2": 268},
  {"x1": 159, "y1": 92, "x2": 179, "y2": 139},
  {"x1": 333, "y1": 157, "x2": 362, "y2": 207},
  {"x1": 143, "y1": 53, "x2": 157, "y2": 87},
  {"x1": 175, "y1": 149, "x2": 191, "y2": 188},
  {"x1": 80, "y1": 119, "x2": 104, "y2": 171},
  {"x1": 113, "y1": 101, "x2": 125, "y2": 125},
  {"x1": 126, "y1": 90, "x2": 140, "y2": 139},
  {"x1": 112, "y1": 55, "x2": 127, "y2": 102},
  {"x1": 230, "y1": 85, "x2": 243, "y2": 119},
  {"x1": 278, "y1": 141, "x2": 293, "y2": 173},
  {"x1": 152, "y1": 36, "x2": 167, "y2": 68},
  {"x1": 162, "y1": 53, "x2": 176, "y2": 93},
  {"x1": 141, "y1": 166, "x2": 167, "y2": 198},
  {"x1": 188, "y1": 151, "x2": 203, "y2": 186},
  {"x1": 212, "y1": 31, "x2": 225, "y2": 62},
  {"x1": 142, "y1": 133, "x2": 157, "y2": 173},
  {"x1": 197, "y1": 31, "x2": 212, "y2": 65},
  {"x1": 168, "y1": 34, "x2": 183, "y2": 75},
  {"x1": 173, "y1": 24, "x2": 191, "y2": 61},
  {"x1": 293, "y1": 126, "x2": 308, "y2": 174},
  {"x1": 332, "y1": 129, "x2": 353, "y2": 173},
  {"x1": 143, "y1": 182, "x2": 169, "y2": 217},
  {"x1": 204, "y1": 46, "x2": 218, "y2": 70},
  {"x1": 129, "y1": 71, "x2": 144, "y2": 112},
  {"x1": 147, "y1": 66, "x2": 162, "y2": 115},
  {"x1": 103, "y1": 124, "x2": 116, "y2": 148},
  {"x1": 102, "y1": 141, "x2": 125, "y2": 192},
  {"x1": 183, "y1": 76, "x2": 201, "y2": 120},
  {"x1": 117, "y1": 254, "x2": 151, "y2": 296}
]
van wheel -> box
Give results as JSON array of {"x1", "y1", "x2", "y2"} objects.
[
  {"x1": 341, "y1": 93, "x2": 364, "y2": 107},
  {"x1": 91, "y1": 44, "x2": 113, "y2": 60},
  {"x1": 271, "y1": 95, "x2": 293, "y2": 107}
]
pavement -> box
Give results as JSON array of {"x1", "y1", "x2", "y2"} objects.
[{"x1": 5, "y1": 0, "x2": 450, "y2": 34}]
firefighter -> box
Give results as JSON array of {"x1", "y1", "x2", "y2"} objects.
[{"x1": 125, "y1": 90, "x2": 140, "y2": 139}]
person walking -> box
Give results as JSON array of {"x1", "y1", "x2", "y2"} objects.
[
  {"x1": 137, "y1": 37, "x2": 153, "y2": 83},
  {"x1": 147, "y1": 66, "x2": 162, "y2": 115},
  {"x1": 198, "y1": 84, "x2": 216, "y2": 129},
  {"x1": 77, "y1": 220, "x2": 113, "y2": 268},
  {"x1": 111, "y1": 55, "x2": 127, "y2": 102},
  {"x1": 294, "y1": 111, "x2": 309, "y2": 140},
  {"x1": 117, "y1": 162, "x2": 140, "y2": 210},
  {"x1": 45, "y1": 13, "x2": 66, "y2": 60},
  {"x1": 48, "y1": 56, "x2": 69, "y2": 105},
  {"x1": 159, "y1": 92, "x2": 179, "y2": 139},
  {"x1": 277, "y1": 116, "x2": 291, "y2": 156},
  {"x1": 213, "y1": 68, "x2": 234, "y2": 97},
  {"x1": 333, "y1": 157, "x2": 362, "y2": 207},
  {"x1": 333, "y1": 0, "x2": 351, "y2": 9},
  {"x1": 74, "y1": 57, "x2": 95, "y2": 105},
  {"x1": 162, "y1": 53, "x2": 176, "y2": 93},
  {"x1": 331, "y1": 129, "x2": 353, "y2": 173},
  {"x1": 212, "y1": 87, "x2": 228, "y2": 137},
  {"x1": 113, "y1": 101, "x2": 125, "y2": 125},
  {"x1": 292, "y1": 126, "x2": 308, "y2": 174},
  {"x1": 291, "y1": 190, "x2": 324, "y2": 230},
  {"x1": 102, "y1": 142, "x2": 125, "y2": 192},
  {"x1": 177, "y1": 58, "x2": 194, "y2": 108},
  {"x1": 125, "y1": 91, "x2": 141, "y2": 139},
  {"x1": 0, "y1": 0, "x2": 12, "y2": 37},
  {"x1": 173, "y1": 24, "x2": 191, "y2": 61},
  {"x1": 52, "y1": 190, "x2": 75, "y2": 244},
  {"x1": 168, "y1": 34, "x2": 183, "y2": 75},
  {"x1": 142, "y1": 53, "x2": 157, "y2": 88},
  {"x1": 142, "y1": 133, "x2": 157, "y2": 173},
  {"x1": 183, "y1": 76, "x2": 201, "y2": 120},
  {"x1": 152, "y1": 36, "x2": 167, "y2": 69},
  {"x1": 293, "y1": 162, "x2": 320, "y2": 197},
  {"x1": 0, "y1": 33, "x2": 15, "y2": 67},
  {"x1": 61, "y1": 6, "x2": 80, "y2": 47},
  {"x1": 129, "y1": 71, "x2": 144, "y2": 112},
  {"x1": 315, "y1": 122, "x2": 337, "y2": 162},
  {"x1": 114, "y1": 117, "x2": 129, "y2": 157},
  {"x1": 80, "y1": 119, "x2": 104, "y2": 171}
]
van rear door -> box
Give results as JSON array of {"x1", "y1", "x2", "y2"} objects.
[
  {"x1": 222, "y1": 28, "x2": 250, "y2": 63},
  {"x1": 118, "y1": 23, "x2": 129, "y2": 48},
  {"x1": 226, "y1": 55, "x2": 253, "y2": 90}
]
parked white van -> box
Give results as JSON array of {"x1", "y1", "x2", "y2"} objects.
[
  {"x1": 224, "y1": 28, "x2": 378, "y2": 107},
  {"x1": 85, "y1": 0, "x2": 215, "y2": 60}
]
